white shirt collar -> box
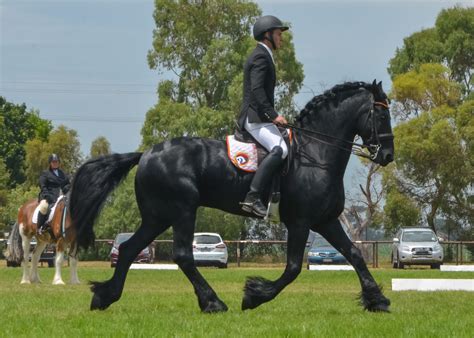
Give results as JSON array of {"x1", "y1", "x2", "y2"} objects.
[{"x1": 258, "y1": 42, "x2": 275, "y2": 64}]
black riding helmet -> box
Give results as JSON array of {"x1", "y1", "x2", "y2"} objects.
[
  {"x1": 48, "y1": 153, "x2": 60, "y2": 163},
  {"x1": 253, "y1": 15, "x2": 289, "y2": 49}
]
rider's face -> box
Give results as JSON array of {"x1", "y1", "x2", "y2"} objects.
[
  {"x1": 272, "y1": 29, "x2": 283, "y2": 49},
  {"x1": 50, "y1": 160, "x2": 60, "y2": 169}
]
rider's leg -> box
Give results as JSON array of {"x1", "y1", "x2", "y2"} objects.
[
  {"x1": 241, "y1": 147, "x2": 284, "y2": 217},
  {"x1": 37, "y1": 199, "x2": 49, "y2": 234},
  {"x1": 241, "y1": 121, "x2": 288, "y2": 217}
]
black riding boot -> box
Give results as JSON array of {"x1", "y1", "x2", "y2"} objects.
[
  {"x1": 37, "y1": 212, "x2": 49, "y2": 235},
  {"x1": 241, "y1": 146, "x2": 284, "y2": 217}
]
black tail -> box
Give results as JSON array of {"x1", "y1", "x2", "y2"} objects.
[
  {"x1": 5, "y1": 222, "x2": 23, "y2": 263},
  {"x1": 70, "y1": 152, "x2": 142, "y2": 249}
]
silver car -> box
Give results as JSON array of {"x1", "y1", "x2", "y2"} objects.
[
  {"x1": 193, "y1": 232, "x2": 228, "y2": 268},
  {"x1": 392, "y1": 227, "x2": 444, "y2": 269}
]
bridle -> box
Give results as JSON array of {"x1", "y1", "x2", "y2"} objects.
[{"x1": 285, "y1": 100, "x2": 394, "y2": 164}]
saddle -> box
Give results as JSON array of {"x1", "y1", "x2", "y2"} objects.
[
  {"x1": 32, "y1": 195, "x2": 68, "y2": 238},
  {"x1": 227, "y1": 126, "x2": 293, "y2": 175},
  {"x1": 227, "y1": 127, "x2": 293, "y2": 223}
]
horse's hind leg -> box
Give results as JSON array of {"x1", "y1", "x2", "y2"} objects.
[
  {"x1": 30, "y1": 240, "x2": 47, "y2": 284},
  {"x1": 316, "y1": 219, "x2": 390, "y2": 312},
  {"x1": 172, "y1": 211, "x2": 228, "y2": 313},
  {"x1": 90, "y1": 221, "x2": 166, "y2": 311},
  {"x1": 20, "y1": 230, "x2": 32, "y2": 284}
]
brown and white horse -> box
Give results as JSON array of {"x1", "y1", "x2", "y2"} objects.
[{"x1": 7, "y1": 195, "x2": 80, "y2": 285}]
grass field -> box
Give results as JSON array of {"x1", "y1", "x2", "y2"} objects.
[{"x1": 1, "y1": 262, "x2": 473, "y2": 337}]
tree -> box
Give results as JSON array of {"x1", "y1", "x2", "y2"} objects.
[
  {"x1": 388, "y1": 6, "x2": 474, "y2": 96},
  {"x1": 24, "y1": 125, "x2": 83, "y2": 186},
  {"x1": 142, "y1": 0, "x2": 304, "y2": 147},
  {"x1": 90, "y1": 136, "x2": 111, "y2": 158},
  {"x1": 382, "y1": 167, "x2": 422, "y2": 234},
  {"x1": 0, "y1": 97, "x2": 52, "y2": 186},
  {"x1": 390, "y1": 63, "x2": 461, "y2": 120},
  {"x1": 341, "y1": 162, "x2": 385, "y2": 241},
  {"x1": 386, "y1": 99, "x2": 472, "y2": 232}
]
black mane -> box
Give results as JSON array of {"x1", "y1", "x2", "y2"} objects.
[{"x1": 296, "y1": 81, "x2": 372, "y2": 122}]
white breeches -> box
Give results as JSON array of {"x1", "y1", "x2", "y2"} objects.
[
  {"x1": 245, "y1": 119, "x2": 288, "y2": 159},
  {"x1": 39, "y1": 200, "x2": 49, "y2": 214}
]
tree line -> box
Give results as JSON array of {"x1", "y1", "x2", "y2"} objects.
[{"x1": 0, "y1": 3, "x2": 472, "y2": 247}]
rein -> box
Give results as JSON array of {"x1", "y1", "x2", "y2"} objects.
[{"x1": 285, "y1": 101, "x2": 393, "y2": 163}]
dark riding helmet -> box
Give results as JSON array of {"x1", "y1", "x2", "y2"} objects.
[
  {"x1": 253, "y1": 15, "x2": 289, "y2": 41},
  {"x1": 48, "y1": 153, "x2": 60, "y2": 163}
]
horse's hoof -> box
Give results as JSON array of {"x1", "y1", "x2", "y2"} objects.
[
  {"x1": 90, "y1": 293, "x2": 111, "y2": 311},
  {"x1": 53, "y1": 279, "x2": 66, "y2": 285},
  {"x1": 368, "y1": 300, "x2": 391, "y2": 313},
  {"x1": 20, "y1": 280, "x2": 31, "y2": 285},
  {"x1": 241, "y1": 294, "x2": 257, "y2": 310},
  {"x1": 202, "y1": 299, "x2": 228, "y2": 313},
  {"x1": 241, "y1": 276, "x2": 274, "y2": 310}
]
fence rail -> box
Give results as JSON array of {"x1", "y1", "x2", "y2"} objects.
[{"x1": 1, "y1": 239, "x2": 473, "y2": 267}]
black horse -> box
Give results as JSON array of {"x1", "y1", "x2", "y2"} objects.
[{"x1": 70, "y1": 80, "x2": 394, "y2": 313}]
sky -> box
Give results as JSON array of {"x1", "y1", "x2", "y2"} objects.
[{"x1": 1, "y1": 0, "x2": 472, "y2": 189}]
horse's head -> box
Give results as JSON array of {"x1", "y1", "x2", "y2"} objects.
[{"x1": 357, "y1": 80, "x2": 394, "y2": 166}]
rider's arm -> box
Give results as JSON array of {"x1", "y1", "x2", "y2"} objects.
[
  {"x1": 39, "y1": 172, "x2": 54, "y2": 203},
  {"x1": 250, "y1": 54, "x2": 278, "y2": 122},
  {"x1": 61, "y1": 174, "x2": 71, "y2": 194}
]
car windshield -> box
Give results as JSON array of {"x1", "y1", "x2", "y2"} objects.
[
  {"x1": 402, "y1": 231, "x2": 437, "y2": 242},
  {"x1": 115, "y1": 233, "x2": 132, "y2": 245},
  {"x1": 311, "y1": 236, "x2": 331, "y2": 248},
  {"x1": 194, "y1": 235, "x2": 220, "y2": 244}
]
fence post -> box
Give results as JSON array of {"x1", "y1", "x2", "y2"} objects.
[
  {"x1": 456, "y1": 243, "x2": 459, "y2": 265},
  {"x1": 460, "y1": 242, "x2": 463, "y2": 265},
  {"x1": 237, "y1": 241, "x2": 241, "y2": 267}
]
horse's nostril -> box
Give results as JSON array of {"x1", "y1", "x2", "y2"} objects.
[{"x1": 385, "y1": 153, "x2": 393, "y2": 162}]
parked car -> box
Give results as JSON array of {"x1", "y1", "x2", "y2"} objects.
[
  {"x1": 109, "y1": 232, "x2": 155, "y2": 267},
  {"x1": 392, "y1": 227, "x2": 444, "y2": 269},
  {"x1": 307, "y1": 235, "x2": 347, "y2": 268},
  {"x1": 193, "y1": 232, "x2": 228, "y2": 268}
]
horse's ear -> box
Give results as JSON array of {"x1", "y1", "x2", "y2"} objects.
[
  {"x1": 377, "y1": 81, "x2": 383, "y2": 90},
  {"x1": 372, "y1": 79, "x2": 377, "y2": 87}
]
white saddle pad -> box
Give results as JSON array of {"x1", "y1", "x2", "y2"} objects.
[
  {"x1": 32, "y1": 195, "x2": 64, "y2": 224},
  {"x1": 226, "y1": 135, "x2": 258, "y2": 172}
]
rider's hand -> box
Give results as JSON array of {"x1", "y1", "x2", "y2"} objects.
[{"x1": 273, "y1": 115, "x2": 288, "y2": 126}]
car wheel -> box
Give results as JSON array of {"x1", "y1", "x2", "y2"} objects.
[
  {"x1": 111, "y1": 263, "x2": 116, "y2": 268},
  {"x1": 218, "y1": 263, "x2": 227, "y2": 269},
  {"x1": 430, "y1": 263, "x2": 441, "y2": 269},
  {"x1": 397, "y1": 254, "x2": 404, "y2": 269}
]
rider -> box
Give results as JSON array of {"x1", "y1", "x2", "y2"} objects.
[
  {"x1": 238, "y1": 15, "x2": 289, "y2": 218},
  {"x1": 37, "y1": 154, "x2": 71, "y2": 234}
]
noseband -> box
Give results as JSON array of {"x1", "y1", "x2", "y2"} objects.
[
  {"x1": 358, "y1": 100, "x2": 394, "y2": 160},
  {"x1": 286, "y1": 100, "x2": 394, "y2": 162}
]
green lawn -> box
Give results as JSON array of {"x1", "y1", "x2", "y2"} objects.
[{"x1": 1, "y1": 263, "x2": 473, "y2": 337}]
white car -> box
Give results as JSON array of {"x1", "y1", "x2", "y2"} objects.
[
  {"x1": 392, "y1": 227, "x2": 444, "y2": 269},
  {"x1": 193, "y1": 232, "x2": 228, "y2": 268}
]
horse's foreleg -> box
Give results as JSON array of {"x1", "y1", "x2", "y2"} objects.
[
  {"x1": 30, "y1": 241, "x2": 47, "y2": 284},
  {"x1": 52, "y1": 249, "x2": 65, "y2": 285},
  {"x1": 69, "y1": 243, "x2": 80, "y2": 284},
  {"x1": 20, "y1": 231, "x2": 31, "y2": 284},
  {"x1": 90, "y1": 222, "x2": 165, "y2": 311},
  {"x1": 242, "y1": 224, "x2": 309, "y2": 310},
  {"x1": 316, "y1": 219, "x2": 390, "y2": 312},
  {"x1": 173, "y1": 212, "x2": 228, "y2": 313}
]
